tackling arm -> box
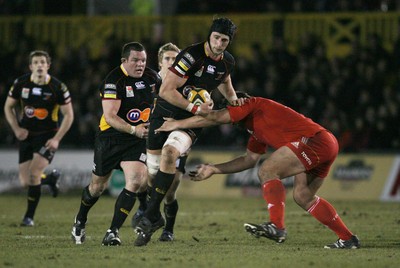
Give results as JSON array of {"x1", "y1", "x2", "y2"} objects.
[
  {"x1": 155, "y1": 108, "x2": 232, "y2": 133},
  {"x1": 190, "y1": 149, "x2": 262, "y2": 181}
]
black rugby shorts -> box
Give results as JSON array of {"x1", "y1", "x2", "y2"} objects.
[
  {"x1": 93, "y1": 135, "x2": 146, "y2": 176},
  {"x1": 19, "y1": 131, "x2": 56, "y2": 164}
]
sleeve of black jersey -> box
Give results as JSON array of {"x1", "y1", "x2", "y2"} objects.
[
  {"x1": 8, "y1": 76, "x2": 24, "y2": 99},
  {"x1": 101, "y1": 70, "x2": 119, "y2": 100},
  {"x1": 58, "y1": 82, "x2": 72, "y2": 104},
  {"x1": 144, "y1": 67, "x2": 162, "y2": 95},
  {"x1": 224, "y1": 51, "x2": 236, "y2": 74},
  {"x1": 169, "y1": 43, "x2": 202, "y2": 78}
]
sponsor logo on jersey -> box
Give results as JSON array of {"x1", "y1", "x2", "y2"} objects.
[
  {"x1": 139, "y1": 153, "x2": 147, "y2": 162},
  {"x1": 180, "y1": 58, "x2": 191, "y2": 69},
  {"x1": 43, "y1": 92, "x2": 52, "y2": 100},
  {"x1": 126, "y1": 86, "x2": 134, "y2": 97},
  {"x1": 206, "y1": 65, "x2": 216, "y2": 74},
  {"x1": 24, "y1": 106, "x2": 48, "y2": 120},
  {"x1": 22, "y1": 88, "x2": 30, "y2": 99},
  {"x1": 135, "y1": 81, "x2": 146, "y2": 90},
  {"x1": 301, "y1": 151, "x2": 312, "y2": 165},
  {"x1": 104, "y1": 90, "x2": 117, "y2": 99},
  {"x1": 61, "y1": 83, "x2": 68, "y2": 92},
  {"x1": 105, "y1": 83, "x2": 117, "y2": 89},
  {"x1": 174, "y1": 65, "x2": 185, "y2": 76},
  {"x1": 127, "y1": 107, "x2": 151, "y2": 123},
  {"x1": 216, "y1": 71, "x2": 225, "y2": 80},
  {"x1": 184, "y1": 52, "x2": 195, "y2": 64},
  {"x1": 291, "y1": 142, "x2": 299, "y2": 148},
  {"x1": 195, "y1": 66, "x2": 204, "y2": 77},
  {"x1": 32, "y1": 87, "x2": 42, "y2": 96},
  {"x1": 178, "y1": 60, "x2": 189, "y2": 71}
]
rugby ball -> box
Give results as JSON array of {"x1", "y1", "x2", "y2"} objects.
[{"x1": 183, "y1": 86, "x2": 211, "y2": 106}]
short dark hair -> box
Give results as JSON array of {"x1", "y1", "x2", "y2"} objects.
[
  {"x1": 29, "y1": 50, "x2": 51, "y2": 65},
  {"x1": 121, "y1": 42, "x2": 146, "y2": 59}
]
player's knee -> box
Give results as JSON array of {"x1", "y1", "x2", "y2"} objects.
[
  {"x1": 163, "y1": 131, "x2": 191, "y2": 158},
  {"x1": 147, "y1": 154, "x2": 160, "y2": 177},
  {"x1": 258, "y1": 170, "x2": 277, "y2": 184},
  {"x1": 162, "y1": 145, "x2": 181, "y2": 165},
  {"x1": 89, "y1": 181, "x2": 107, "y2": 196},
  {"x1": 292, "y1": 189, "x2": 312, "y2": 209}
]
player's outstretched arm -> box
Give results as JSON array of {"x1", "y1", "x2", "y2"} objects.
[
  {"x1": 189, "y1": 149, "x2": 261, "y2": 181},
  {"x1": 155, "y1": 109, "x2": 231, "y2": 133}
]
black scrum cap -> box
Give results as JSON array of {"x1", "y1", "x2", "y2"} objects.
[{"x1": 208, "y1": 17, "x2": 237, "y2": 42}]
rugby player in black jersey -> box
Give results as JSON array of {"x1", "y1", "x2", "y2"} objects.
[
  {"x1": 4, "y1": 50, "x2": 74, "y2": 227},
  {"x1": 131, "y1": 42, "x2": 186, "y2": 242},
  {"x1": 71, "y1": 42, "x2": 161, "y2": 245},
  {"x1": 134, "y1": 17, "x2": 245, "y2": 247}
]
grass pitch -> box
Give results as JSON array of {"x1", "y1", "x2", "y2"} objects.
[{"x1": 0, "y1": 193, "x2": 399, "y2": 268}]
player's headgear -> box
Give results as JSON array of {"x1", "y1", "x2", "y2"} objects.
[{"x1": 208, "y1": 17, "x2": 237, "y2": 43}]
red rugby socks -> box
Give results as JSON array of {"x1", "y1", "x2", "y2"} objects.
[{"x1": 262, "y1": 179, "x2": 286, "y2": 229}]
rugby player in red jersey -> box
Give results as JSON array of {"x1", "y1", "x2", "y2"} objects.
[{"x1": 156, "y1": 92, "x2": 360, "y2": 249}]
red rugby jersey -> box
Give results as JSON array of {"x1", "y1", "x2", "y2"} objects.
[{"x1": 227, "y1": 97, "x2": 325, "y2": 153}]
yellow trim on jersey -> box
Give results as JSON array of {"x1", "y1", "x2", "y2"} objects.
[
  {"x1": 178, "y1": 61, "x2": 189, "y2": 71},
  {"x1": 204, "y1": 42, "x2": 209, "y2": 57},
  {"x1": 99, "y1": 114, "x2": 111, "y2": 131},
  {"x1": 120, "y1": 64, "x2": 129, "y2": 76},
  {"x1": 104, "y1": 93, "x2": 117, "y2": 99},
  {"x1": 52, "y1": 104, "x2": 59, "y2": 122}
]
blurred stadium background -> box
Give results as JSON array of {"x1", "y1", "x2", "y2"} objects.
[{"x1": 0, "y1": 0, "x2": 399, "y2": 201}]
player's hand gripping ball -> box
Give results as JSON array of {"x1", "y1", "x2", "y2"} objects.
[{"x1": 183, "y1": 86, "x2": 211, "y2": 106}]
